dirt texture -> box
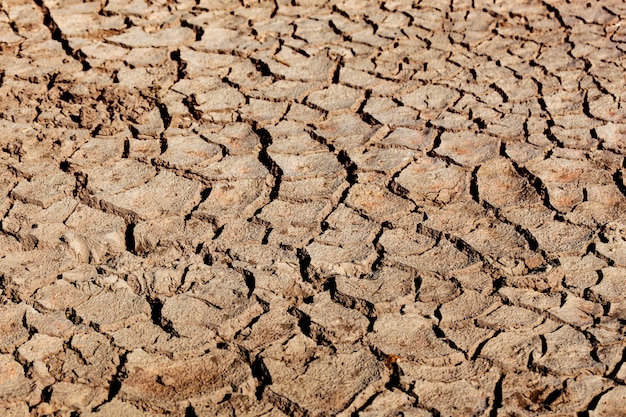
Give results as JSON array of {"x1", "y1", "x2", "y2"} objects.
[{"x1": 1, "y1": 0, "x2": 626, "y2": 416}]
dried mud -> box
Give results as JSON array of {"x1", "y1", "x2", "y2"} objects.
[{"x1": 1, "y1": 0, "x2": 626, "y2": 416}]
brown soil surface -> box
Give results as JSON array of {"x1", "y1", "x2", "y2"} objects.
[{"x1": 1, "y1": 0, "x2": 626, "y2": 416}]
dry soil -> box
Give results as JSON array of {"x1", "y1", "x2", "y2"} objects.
[{"x1": 1, "y1": 0, "x2": 626, "y2": 416}]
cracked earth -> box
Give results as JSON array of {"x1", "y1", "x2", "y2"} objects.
[{"x1": 1, "y1": 0, "x2": 626, "y2": 416}]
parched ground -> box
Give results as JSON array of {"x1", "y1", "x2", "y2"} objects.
[{"x1": 1, "y1": 0, "x2": 626, "y2": 416}]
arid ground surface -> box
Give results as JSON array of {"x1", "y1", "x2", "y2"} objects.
[{"x1": 1, "y1": 0, "x2": 626, "y2": 415}]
